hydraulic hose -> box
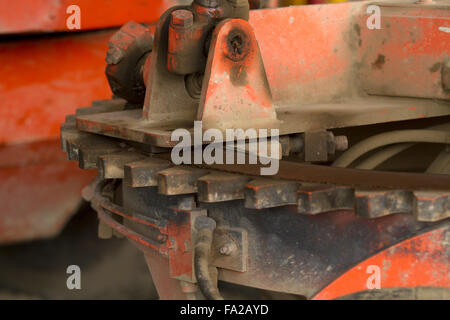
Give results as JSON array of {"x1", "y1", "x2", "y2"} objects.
[
  {"x1": 354, "y1": 123, "x2": 450, "y2": 170},
  {"x1": 194, "y1": 216, "x2": 223, "y2": 300},
  {"x1": 355, "y1": 143, "x2": 414, "y2": 170},
  {"x1": 332, "y1": 129, "x2": 450, "y2": 168}
]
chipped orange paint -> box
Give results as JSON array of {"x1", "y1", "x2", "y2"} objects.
[
  {"x1": 312, "y1": 225, "x2": 450, "y2": 300},
  {"x1": 358, "y1": 4, "x2": 450, "y2": 99}
]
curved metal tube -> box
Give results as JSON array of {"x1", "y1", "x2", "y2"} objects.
[
  {"x1": 333, "y1": 129, "x2": 450, "y2": 168},
  {"x1": 193, "y1": 216, "x2": 223, "y2": 300},
  {"x1": 353, "y1": 123, "x2": 450, "y2": 170},
  {"x1": 355, "y1": 143, "x2": 415, "y2": 170}
]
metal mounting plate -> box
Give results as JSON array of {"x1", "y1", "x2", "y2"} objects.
[
  {"x1": 76, "y1": 96, "x2": 450, "y2": 147},
  {"x1": 212, "y1": 227, "x2": 248, "y2": 273}
]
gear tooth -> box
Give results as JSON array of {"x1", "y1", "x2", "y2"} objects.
[
  {"x1": 244, "y1": 179, "x2": 298, "y2": 209},
  {"x1": 97, "y1": 152, "x2": 146, "y2": 179},
  {"x1": 297, "y1": 184, "x2": 355, "y2": 215},
  {"x1": 414, "y1": 191, "x2": 450, "y2": 222},
  {"x1": 355, "y1": 190, "x2": 414, "y2": 219},
  {"x1": 124, "y1": 158, "x2": 172, "y2": 187},
  {"x1": 197, "y1": 173, "x2": 250, "y2": 203},
  {"x1": 62, "y1": 129, "x2": 94, "y2": 160},
  {"x1": 76, "y1": 137, "x2": 122, "y2": 170},
  {"x1": 76, "y1": 99, "x2": 127, "y2": 116},
  {"x1": 157, "y1": 167, "x2": 209, "y2": 195}
]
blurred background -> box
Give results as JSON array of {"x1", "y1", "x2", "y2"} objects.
[{"x1": 0, "y1": 0, "x2": 350, "y2": 299}]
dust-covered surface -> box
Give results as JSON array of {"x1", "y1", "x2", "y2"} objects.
[{"x1": 0, "y1": 203, "x2": 158, "y2": 300}]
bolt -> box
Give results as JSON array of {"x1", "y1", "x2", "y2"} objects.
[
  {"x1": 219, "y1": 242, "x2": 236, "y2": 256},
  {"x1": 335, "y1": 135, "x2": 349, "y2": 151},
  {"x1": 226, "y1": 29, "x2": 248, "y2": 61},
  {"x1": 230, "y1": 35, "x2": 243, "y2": 55},
  {"x1": 171, "y1": 9, "x2": 194, "y2": 28}
]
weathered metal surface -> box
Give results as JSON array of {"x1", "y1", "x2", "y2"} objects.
[
  {"x1": 167, "y1": 207, "x2": 207, "y2": 282},
  {"x1": 358, "y1": 2, "x2": 450, "y2": 100},
  {"x1": 124, "y1": 158, "x2": 172, "y2": 187},
  {"x1": 75, "y1": 99, "x2": 127, "y2": 115},
  {"x1": 105, "y1": 21, "x2": 154, "y2": 104},
  {"x1": 203, "y1": 159, "x2": 450, "y2": 190},
  {"x1": 58, "y1": 0, "x2": 450, "y2": 300},
  {"x1": 63, "y1": 121, "x2": 450, "y2": 221},
  {"x1": 355, "y1": 190, "x2": 414, "y2": 219},
  {"x1": 199, "y1": 18, "x2": 279, "y2": 131},
  {"x1": 303, "y1": 131, "x2": 329, "y2": 162},
  {"x1": 157, "y1": 166, "x2": 209, "y2": 195},
  {"x1": 97, "y1": 152, "x2": 146, "y2": 179},
  {"x1": 244, "y1": 179, "x2": 298, "y2": 209},
  {"x1": 414, "y1": 191, "x2": 450, "y2": 222},
  {"x1": 297, "y1": 184, "x2": 355, "y2": 215},
  {"x1": 86, "y1": 162, "x2": 450, "y2": 299},
  {"x1": 312, "y1": 223, "x2": 450, "y2": 300},
  {"x1": 197, "y1": 173, "x2": 250, "y2": 203},
  {"x1": 76, "y1": 97, "x2": 450, "y2": 147},
  {"x1": 75, "y1": 2, "x2": 450, "y2": 146}
]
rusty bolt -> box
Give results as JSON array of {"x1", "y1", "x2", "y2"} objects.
[
  {"x1": 335, "y1": 135, "x2": 349, "y2": 151},
  {"x1": 219, "y1": 242, "x2": 236, "y2": 256},
  {"x1": 171, "y1": 10, "x2": 194, "y2": 28}
]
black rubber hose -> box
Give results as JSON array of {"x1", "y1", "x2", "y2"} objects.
[{"x1": 193, "y1": 216, "x2": 223, "y2": 300}]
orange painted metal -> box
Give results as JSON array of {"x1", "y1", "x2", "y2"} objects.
[
  {"x1": 0, "y1": 29, "x2": 110, "y2": 242},
  {"x1": 250, "y1": 3, "x2": 356, "y2": 106},
  {"x1": 312, "y1": 224, "x2": 450, "y2": 300},
  {"x1": 0, "y1": 30, "x2": 114, "y2": 146},
  {"x1": 199, "y1": 19, "x2": 279, "y2": 130},
  {"x1": 0, "y1": 0, "x2": 184, "y2": 34},
  {"x1": 0, "y1": 140, "x2": 96, "y2": 243},
  {"x1": 358, "y1": 3, "x2": 450, "y2": 100}
]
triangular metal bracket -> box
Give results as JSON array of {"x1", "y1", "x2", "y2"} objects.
[{"x1": 197, "y1": 19, "x2": 280, "y2": 131}]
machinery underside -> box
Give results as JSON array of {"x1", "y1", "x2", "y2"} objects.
[{"x1": 61, "y1": 0, "x2": 450, "y2": 299}]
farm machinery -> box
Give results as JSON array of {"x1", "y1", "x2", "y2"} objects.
[{"x1": 61, "y1": 0, "x2": 450, "y2": 299}]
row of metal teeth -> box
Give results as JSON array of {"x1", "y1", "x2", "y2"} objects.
[{"x1": 61, "y1": 100, "x2": 450, "y2": 223}]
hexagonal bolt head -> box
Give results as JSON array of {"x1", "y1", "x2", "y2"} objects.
[{"x1": 171, "y1": 9, "x2": 194, "y2": 28}]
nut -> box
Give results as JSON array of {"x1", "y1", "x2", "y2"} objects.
[{"x1": 171, "y1": 10, "x2": 193, "y2": 28}]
